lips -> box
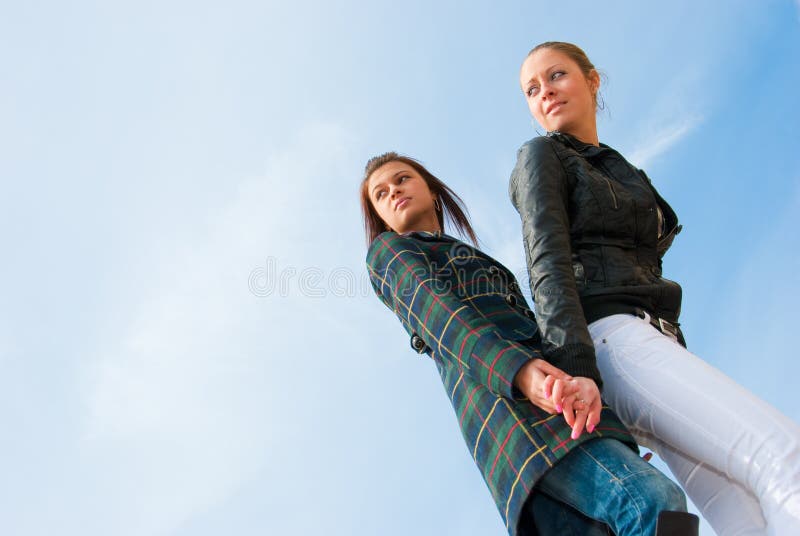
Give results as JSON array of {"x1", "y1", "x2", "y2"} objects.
[
  {"x1": 394, "y1": 197, "x2": 410, "y2": 210},
  {"x1": 546, "y1": 101, "x2": 566, "y2": 115}
]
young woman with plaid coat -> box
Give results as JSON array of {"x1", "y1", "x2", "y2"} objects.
[{"x1": 361, "y1": 152, "x2": 697, "y2": 535}]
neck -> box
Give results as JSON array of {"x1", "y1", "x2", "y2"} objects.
[
  {"x1": 564, "y1": 120, "x2": 599, "y2": 146},
  {"x1": 399, "y1": 212, "x2": 441, "y2": 235}
]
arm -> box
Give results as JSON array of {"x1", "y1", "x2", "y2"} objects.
[
  {"x1": 508, "y1": 138, "x2": 602, "y2": 386},
  {"x1": 369, "y1": 232, "x2": 598, "y2": 435},
  {"x1": 367, "y1": 232, "x2": 543, "y2": 400}
]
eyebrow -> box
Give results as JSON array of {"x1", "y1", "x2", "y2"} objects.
[
  {"x1": 370, "y1": 169, "x2": 408, "y2": 197},
  {"x1": 523, "y1": 63, "x2": 566, "y2": 86}
]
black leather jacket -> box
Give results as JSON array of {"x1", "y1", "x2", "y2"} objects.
[{"x1": 509, "y1": 132, "x2": 683, "y2": 385}]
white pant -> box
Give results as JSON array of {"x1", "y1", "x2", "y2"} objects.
[{"x1": 588, "y1": 314, "x2": 800, "y2": 536}]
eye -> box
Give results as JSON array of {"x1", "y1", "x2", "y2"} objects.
[
  {"x1": 526, "y1": 85, "x2": 539, "y2": 98},
  {"x1": 398, "y1": 175, "x2": 410, "y2": 183},
  {"x1": 375, "y1": 190, "x2": 386, "y2": 201},
  {"x1": 551, "y1": 70, "x2": 566, "y2": 80}
]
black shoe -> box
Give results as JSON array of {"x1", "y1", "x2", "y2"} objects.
[{"x1": 656, "y1": 511, "x2": 700, "y2": 536}]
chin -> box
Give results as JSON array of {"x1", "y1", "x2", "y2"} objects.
[{"x1": 550, "y1": 119, "x2": 575, "y2": 134}]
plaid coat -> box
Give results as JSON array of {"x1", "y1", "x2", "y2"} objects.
[{"x1": 367, "y1": 230, "x2": 636, "y2": 535}]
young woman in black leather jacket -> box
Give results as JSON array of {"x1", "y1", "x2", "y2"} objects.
[{"x1": 509, "y1": 41, "x2": 800, "y2": 535}]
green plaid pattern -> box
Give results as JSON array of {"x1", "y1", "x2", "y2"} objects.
[{"x1": 367, "y1": 231, "x2": 636, "y2": 535}]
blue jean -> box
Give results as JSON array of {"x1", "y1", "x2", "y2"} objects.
[{"x1": 520, "y1": 438, "x2": 687, "y2": 536}]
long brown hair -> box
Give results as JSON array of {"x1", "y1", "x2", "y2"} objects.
[{"x1": 360, "y1": 152, "x2": 478, "y2": 246}]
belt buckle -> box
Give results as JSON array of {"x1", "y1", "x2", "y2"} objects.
[{"x1": 658, "y1": 318, "x2": 678, "y2": 340}]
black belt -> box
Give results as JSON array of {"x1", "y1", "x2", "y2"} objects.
[{"x1": 634, "y1": 307, "x2": 683, "y2": 344}]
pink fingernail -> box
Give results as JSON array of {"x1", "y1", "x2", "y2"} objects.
[
  {"x1": 588, "y1": 424, "x2": 595, "y2": 433},
  {"x1": 571, "y1": 431, "x2": 579, "y2": 440},
  {"x1": 555, "y1": 404, "x2": 562, "y2": 413}
]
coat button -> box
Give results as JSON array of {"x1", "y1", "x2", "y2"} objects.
[
  {"x1": 505, "y1": 294, "x2": 518, "y2": 307},
  {"x1": 524, "y1": 308, "x2": 536, "y2": 320},
  {"x1": 488, "y1": 265, "x2": 500, "y2": 276},
  {"x1": 410, "y1": 334, "x2": 427, "y2": 354},
  {"x1": 509, "y1": 281, "x2": 520, "y2": 292}
]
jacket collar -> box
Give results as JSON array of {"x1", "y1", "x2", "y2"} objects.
[
  {"x1": 399, "y1": 230, "x2": 459, "y2": 242},
  {"x1": 547, "y1": 130, "x2": 610, "y2": 157}
]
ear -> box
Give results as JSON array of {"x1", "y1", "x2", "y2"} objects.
[{"x1": 589, "y1": 69, "x2": 601, "y2": 94}]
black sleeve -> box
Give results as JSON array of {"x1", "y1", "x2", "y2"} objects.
[{"x1": 508, "y1": 138, "x2": 602, "y2": 386}]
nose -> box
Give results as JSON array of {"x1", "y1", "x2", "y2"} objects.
[
  {"x1": 388, "y1": 183, "x2": 403, "y2": 198},
  {"x1": 540, "y1": 80, "x2": 555, "y2": 99}
]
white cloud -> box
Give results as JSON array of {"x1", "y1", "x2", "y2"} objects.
[
  {"x1": 627, "y1": 115, "x2": 703, "y2": 169},
  {"x1": 80, "y1": 122, "x2": 362, "y2": 535}
]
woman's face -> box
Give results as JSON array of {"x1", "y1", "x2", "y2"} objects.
[
  {"x1": 520, "y1": 48, "x2": 599, "y2": 137},
  {"x1": 367, "y1": 161, "x2": 439, "y2": 235}
]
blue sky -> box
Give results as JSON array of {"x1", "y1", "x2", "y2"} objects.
[{"x1": 1, "y1": 1, "x2": 798, "y2": 534}]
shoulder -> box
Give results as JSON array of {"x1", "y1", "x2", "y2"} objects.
[
  {"x1": 366, "y1": 232, "x2": 429, "y2": 271},
  {"x1": 516, "y1": 135, "x2": 558, "y2": 159},
  {"x1": 510, "y1": 136, "x2": 567, "y2": 196},
  {"x1": 366, "y1": 231, "x2": 408, "y2": 263},
  {"x1": 513, "y1": 136, "x2": 567, "y2": 173}
]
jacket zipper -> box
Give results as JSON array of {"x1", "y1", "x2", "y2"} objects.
[
  {"x1": 638, "y1": 168, "x2": 682, "y2": 246},
  {"x1": 601, "y1": 176, "x2": 619, "y2": 209},
  {"x1": 657, "y1": 223, "x2": 683, "y2": 248},
  {"x1": 594, "y1": 161, "x2": 620, "y2": 210}
]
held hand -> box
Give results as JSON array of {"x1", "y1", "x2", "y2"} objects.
[
  {"x1": 556, "y1": 377, "x2": 602, "y2": 440},
  {"x1": 513, "y1": 359, "x2": 573, "y2": 414}
]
